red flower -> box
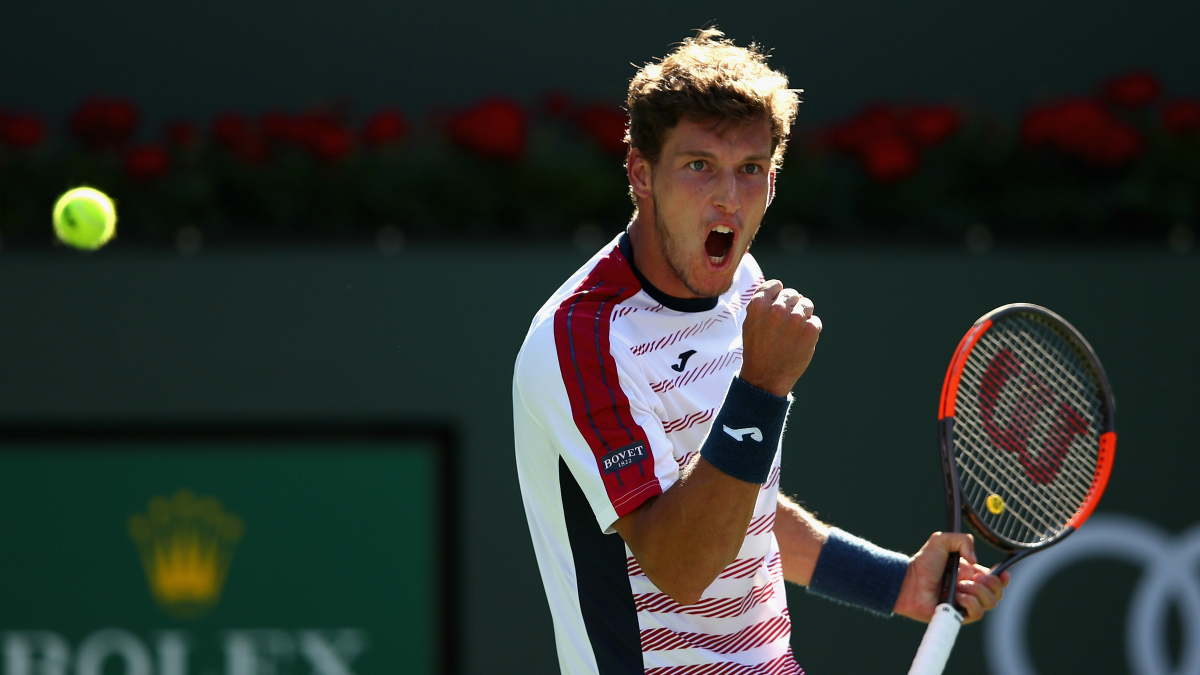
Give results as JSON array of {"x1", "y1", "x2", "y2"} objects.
[
  {"x1": 827, "y1": 106, "x2": 927, "y2": 182},
  {"x1": 2, "y1": 113, "x2": 46, "y2": 148},
  {"x1": 261, "y1": 111, "x2": 295, "y2": 143},
  {"x1": 448, "y1": 98, "x2": 527, "y2": 161},
  {"x1": 362, "y1": 109, "x2": 409, "y2": 146},
  {"x1": 213, "y1": 113, "x2": 268, "y2": 164},
  {"x1": 125, "y1": 144, "x2": 171, "y2": 181},
  {"x1": 574, "y1": 103, "x2": 627, "y2": 155},
  {"x1": 908, "y1": 106, "x2": 960, "y2": 146},
  {"x1": 861, "y1": 134, "x2": 919, "y2": 183},
  {"x1": 1163, "y1": 99, "x2": 1200, "y2": 135},
  {"x1": 311, "y1": 125, "x2": 352, "y2": 162},
  {"x1": 829, "y1": 106, "x2": 905, "y2": 154},
  {"x1": 71, "y1": 98, "x2": 138, "y2": 148},
  {"x1": 167, "y1": 120, "x2": 198, "y2": 147},
  {"x1": 213, "y1": 113, "x2": 251, "y2": 147},
  {"x1": 291, "y1": 114, "x2": 325, "y2": 148},
  {"x1": 1105, "y1": 71, "x2": 1161, "y2": 109},
  {"x1": 234, "y1": 137, "x2": 269, "y2": 164},
  {"x1": 1021, "y1": 98, "x2": 1143, "y2": 167},
  {"x1": 1020, "y1": 106, "x2": 1059, "y2": 149},
  {"x1": 1089, "y1": 123, "x2": 1144, "y2": 167},
  {"x1": 1047, "y1": 100, "x2": 1113, "y2": 153},
  {"x1": 249, "y1": 110, "x2": 353, "y2": 161}
]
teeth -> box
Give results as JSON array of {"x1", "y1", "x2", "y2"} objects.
[{"x1": 714, "y1": 225, "x2": 733, "y2": 234}]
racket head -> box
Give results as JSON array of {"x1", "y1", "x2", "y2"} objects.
[{"x1": 939, "y1": 304, "x2": 1116, "y2": 553}]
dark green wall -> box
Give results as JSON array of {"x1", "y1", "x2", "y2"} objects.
[
  {"x1": 2, "y1": 245, "x2": 1197, "y2": 674},
  {"x1": 4, "y1": 0, "x2": 1199, "y2": 129}
]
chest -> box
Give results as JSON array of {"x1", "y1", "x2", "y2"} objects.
[{"x1": 618, "y1": 306, "x2": 746, "y2": 457}]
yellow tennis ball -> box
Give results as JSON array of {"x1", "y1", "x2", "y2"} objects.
[
  {"x1": 986, "y1": 494, "x2": 1006, "y2": 515},
  {"x1": 53, "y1": 187, "x2": 117, "y2": 250}
]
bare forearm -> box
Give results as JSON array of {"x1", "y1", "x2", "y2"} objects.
[
  {"x1": 775, "y1": 493, "x2": 830, "y2": 586},
  {"x1": 613, "y1": 456, "x2": 760, "y2": 605}
]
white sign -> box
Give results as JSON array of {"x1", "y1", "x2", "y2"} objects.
[{"x1": 986, "y1": 515, "x2": 1200, "y2": 675}]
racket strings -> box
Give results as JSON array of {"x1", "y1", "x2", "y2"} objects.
[
  {"x1": 955, "y1": 402, "x2": 1087, "y2": 540},
  {"x1": 952, "y1": 314, "x2": 1105, "y2": 544},
  {"x1": 958, "y1": 321, "x2": 1101, "y2": 537},
  {"x1": 956, "y1": 348, "x2": 1098, "y2": 537}
]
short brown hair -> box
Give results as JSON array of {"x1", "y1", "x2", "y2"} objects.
[{"x1": 626, "y1": 28, "x2": 800, "y2": 169}]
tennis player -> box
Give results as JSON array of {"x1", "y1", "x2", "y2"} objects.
[{"x1": 513, "y1": 29, "x2": 1007, "y2": 674}]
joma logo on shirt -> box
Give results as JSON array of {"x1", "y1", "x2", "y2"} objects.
[{"x1": 601, "y1": 441, "x2": 648, "y2": 486}]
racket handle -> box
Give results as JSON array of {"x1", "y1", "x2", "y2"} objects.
[{"x1": 907, "y1": 603, "x2": 964, "y2": 675}]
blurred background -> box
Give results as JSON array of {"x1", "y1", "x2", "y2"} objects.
[{"x1": 1, "y1": 0, "x2": 1198, "y2": 674}]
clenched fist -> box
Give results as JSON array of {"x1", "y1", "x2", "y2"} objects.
[{"x1": 738, "y1": 280, "x2": 822, "y2": 397}]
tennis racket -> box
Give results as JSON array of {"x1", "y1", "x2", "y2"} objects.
[{"x1": 907, "y1": 303, "x2": 1117, "y2": 675}]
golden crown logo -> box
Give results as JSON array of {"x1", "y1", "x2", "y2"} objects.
[{"x1": 128, "y1": 490, "x2": 244, "y2": 619}]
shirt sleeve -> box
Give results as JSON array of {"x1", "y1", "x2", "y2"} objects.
[{"x1": 515, "y1": 313, "x2": 678, "y2": 534}]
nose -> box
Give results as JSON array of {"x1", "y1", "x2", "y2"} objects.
[{"x1": 712, "y1": 167, "x2": 741, "y2": 214}]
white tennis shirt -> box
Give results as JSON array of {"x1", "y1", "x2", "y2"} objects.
[{"x1": 513, "y1": 232, "x2": 804, "y2": 674}]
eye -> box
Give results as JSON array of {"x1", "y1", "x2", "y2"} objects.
[
  {"x1": 688, "y1": 160, "x2": 706, "y2": 171},
  {"x1": 743, "y1": 163, "x2": 761, "y2": 174}
]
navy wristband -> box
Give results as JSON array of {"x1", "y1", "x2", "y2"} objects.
[
  {"x1": 806, "y1": 528, "x2": 910, "y2": 616},
  {"x1": 699, "y1": 377, "x2": 791, "y2": 484}
]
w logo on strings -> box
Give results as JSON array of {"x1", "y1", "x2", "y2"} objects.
[{"x1": 977, "y1": 349, "x2": 1089, "y2": 484}]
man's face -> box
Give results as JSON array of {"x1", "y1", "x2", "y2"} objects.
[{"x1": 644, "y1": 117, "x2": 774, "y2": 298}]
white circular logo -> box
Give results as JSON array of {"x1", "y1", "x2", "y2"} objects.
[{"x1": 986, "y1": 515, "x2": 1200, "y2": 675}]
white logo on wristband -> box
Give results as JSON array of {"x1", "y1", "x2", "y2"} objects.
[{"x1": 722, "y1": 425, "x2": 763, "y2": 442}]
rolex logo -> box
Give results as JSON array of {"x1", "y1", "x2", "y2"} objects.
[{"x1": 128, "y1": 490, "x2": 244, "y2": 619}]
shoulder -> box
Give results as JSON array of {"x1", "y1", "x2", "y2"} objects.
[
  {"x1": 739, "y1": 250, "x2": 765, "y2": 288},
  {"x1": 521, "y1": 236, "x2": 638, "y2": 338},
  {"x1": 515, "y1": 236, "x2": 643, "y2": 390}
]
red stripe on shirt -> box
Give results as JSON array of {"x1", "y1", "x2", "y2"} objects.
[
  {"x1": 630, "y1": 310, "x2": 733, "y2": 356},
  {"x1": 768, "y1": 552, "x2": 784, "y2": 585},
  {"x1": 635, "y1": 580, "x2": 776, "y2": 618},
  {"x1": 747, "y1": 512, "x2": 776, "y2": 536},
  {"x1": 644, "y1": 646, "x2": 803, "y2": 675},
  {"x1": 761, "y1": 466, "x2": 781, "y2": 492},
  {"x1": 627, "y1": 556, "x2": 645, "y2": 576},
  {"x1": 650, "y1": 348, "x2": 743, "y2": 393},
  {"x1": 630, "y1": 552, "x2": 770, "y2": 581},
  {"x1": 718, "y1": 556, "x2": 764, "y2": 579},
  {"x1": 664, "y1": 408, "x2": 716, "y2": 434},
  {"x1": 554, "y1": 246, "x2": 661, "y2": 518},
  {"x1": 640, "y1": 612, "x2": 792, "y2": 654}
]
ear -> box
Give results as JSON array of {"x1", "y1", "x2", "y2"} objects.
[
  {"x1": 766, "y1": 168, "x2": 777, "y2": 209},
  {"x1": 627, "y1": 149, "x2": 653, "y2": 204}
]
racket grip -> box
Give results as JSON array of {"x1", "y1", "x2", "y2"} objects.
[{"x1": 907, "y1": 603, "x2": 964, "y2": 675}]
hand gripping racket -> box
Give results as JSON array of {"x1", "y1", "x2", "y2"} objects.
[{"x1": 907, "y1": 304, "x2": 1117, "y2": 675}]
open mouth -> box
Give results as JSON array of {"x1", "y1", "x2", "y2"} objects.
[{"x1": 704, "y1": 225, "x2": 735, "y2": 264}]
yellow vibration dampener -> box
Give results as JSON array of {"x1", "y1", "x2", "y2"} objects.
[{"x1": 986, "y1": 494, "x2": 1006, "y2": 515}]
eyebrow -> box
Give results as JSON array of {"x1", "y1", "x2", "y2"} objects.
[{"x1": 676, "y1": 149, "x2": 772, "y2": 163}]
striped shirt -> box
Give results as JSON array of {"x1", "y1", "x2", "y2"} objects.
[{"x1": 514, "y1": 232, "x2": 803, "y2": 675}]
